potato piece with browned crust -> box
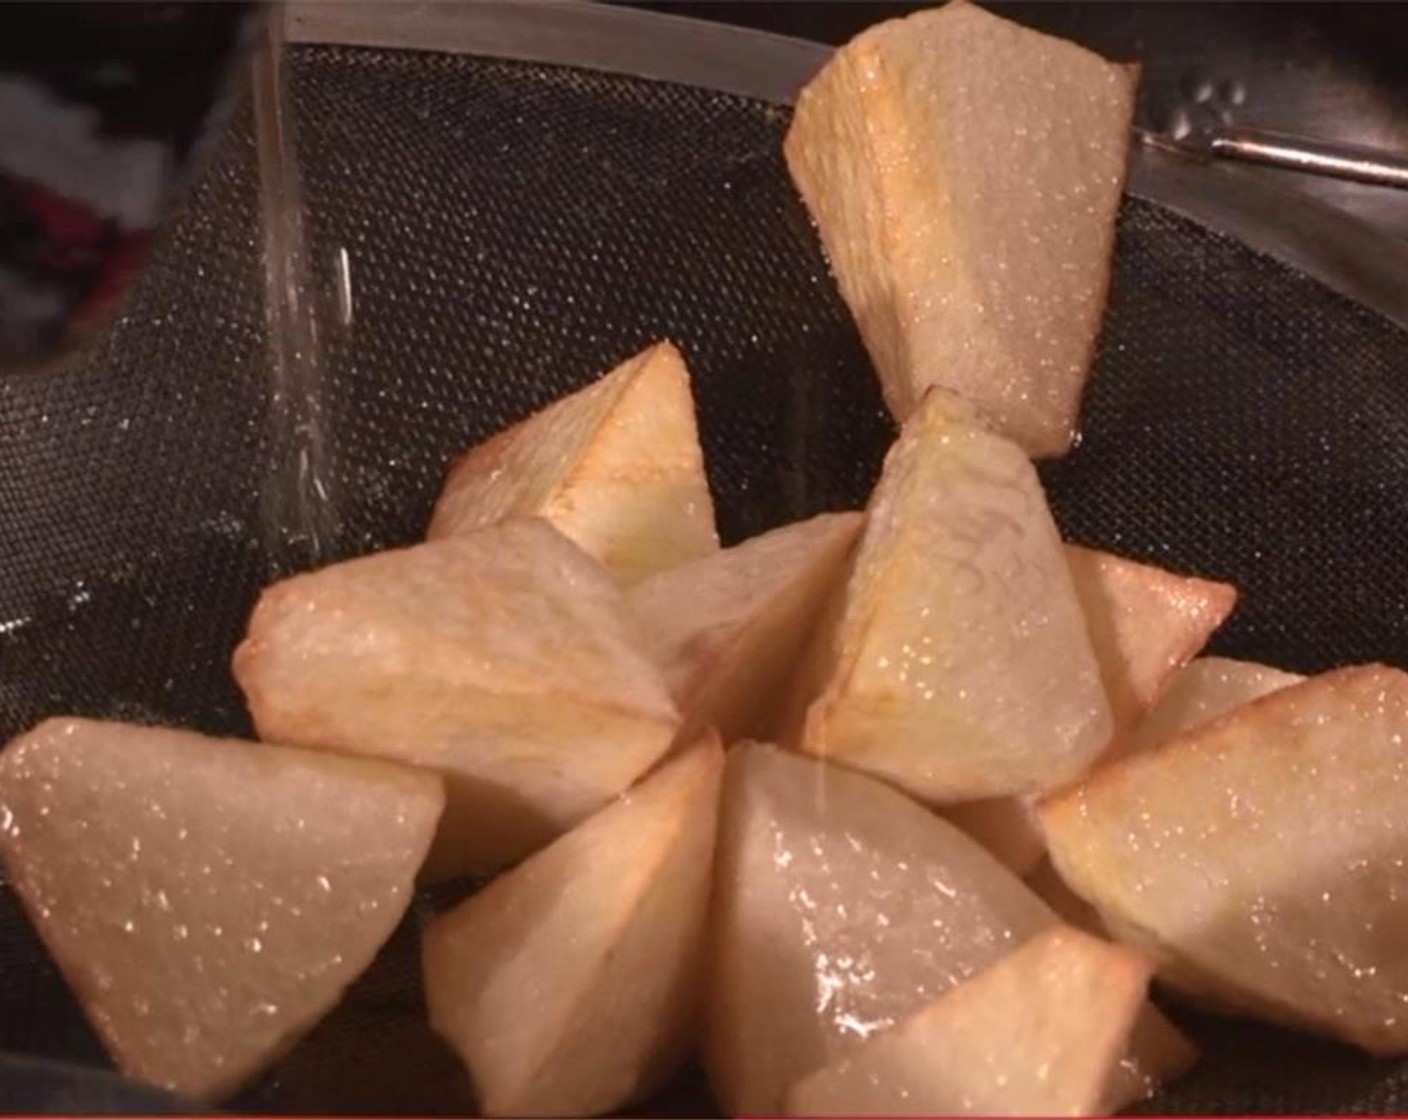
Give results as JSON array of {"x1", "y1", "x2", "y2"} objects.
[
  {"x1": 942, "y1": 545, "x2": 1236, "y2": 875},
  {"x1": 233, "y1": 518, "x2": 679, "y2": 879},
  {"x1": 782, "y1": 387, "x2": 1111, "y2": 803},
  {"x1": 785, "y1": 927, "x2": 1152, "y2": 1117},
  {"x1": 708, "y1": 742, "x2": 1193, "y2": 1116},
  {"x1": 427, "y1": 340, "x2": 717, "y2": 585},
  {"x1": 1065, "y1": 546, "x2": 1238, "y2": 748},
  {"x1": 424, "y1": 735, "x2": 722, "y2": 1117},
  {"x1": 1043, "y1": 664, "x2": 1408, "y2": 1054},
  {"x1": 784, "y1": 0, "x2": 1138, "y2": 457},
  {"x1": 0, "y1": 718, "x2": 443, "y2": 1101},
  {"x1": 631, "y1": 511, "x2": 863, "y2": 746},
  {"x1": 1126, "y1": 655, "x2": 1304, "y2": 756}
]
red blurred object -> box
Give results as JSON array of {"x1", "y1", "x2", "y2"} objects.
[{"x1": 0, "y1": 2, "x2": 266, "y2": 371}]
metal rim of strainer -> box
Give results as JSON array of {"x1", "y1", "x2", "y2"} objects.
[{"x1": 285, "y1": 0, "x2": 1408, "y2": 336}]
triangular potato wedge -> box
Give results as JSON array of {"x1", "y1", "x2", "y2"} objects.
[
  {"x1": 784, "y1": 0, "x2": 1138, "y2": 457},
  {"x1": 785, "y1": 926, "x2": 1152, "y2": 1117},
  {"x1": 233, "y1": 518, "x2": 680, "y2": 878},
  {"x1": 1066, "y1": 545, "x2": 1238, "y2": 744},
  {"x1": 423, "y1": 733, "x2": 723, "y2": 1117},
  {"x1": 0, "y1": 717, "x2": 443, "y2": 1100},
  {"x1": 1020, "y1": 869, "x2": 1200, "y2": 1109},
  {"x1": 1126, "y1": 655, "x2": 1304, "y2": 756},
  {"x1": 940, "y1": 545, "x2": 1236, "y2": 873},
  {"x1": 707, "y1": 742, "x2": 1056, "y2": 1116},
  {"x1": 706, "y1": 743, "x2": 1188, "y2": 1115},
  {"x1": 787, "y1": 388, "x2": 1111, "y2": 802},
  {"x1": 1042, "y1": 664, "x2": 1408, "y2": 1054},
  {"x1": 426, "y1": 340, "x2": 718, "y2": 585},
  {"x1": 630, "y1": 511, "x2": 864, "y2": 746},
  {"x1": 1106, "y1": 1002, "x2": 1200, "y2": 1114}
]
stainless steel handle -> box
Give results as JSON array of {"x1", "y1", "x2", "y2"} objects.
[{"x1": 1144, "y1": 124, "x2": 1408, "y2": 192}]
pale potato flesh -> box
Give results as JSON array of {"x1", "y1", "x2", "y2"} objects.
[
  {"x1": 1065, "y1": 545, "x2": 1238, "y2": 744},
  {"x1": 1106, "y1": 1001, "x2": 1201, "y2": 1114},
  {"x1": 705, "y1": 743, "x2": 1187, "y2": 1115},
  {"x1": 1126, "y1": 655, "x2": 1305, "y2": 756},
  {"x1": 233, "y1": 519, "x2": 680, "y2": 878},
  {"x1": 423, "y1": 734, "x2": 723, "y2": 1117},
  {"x1": 1026, "y1": 655, "x2": 1284, "y2": 942},
  {"x1": 630, "y1": 511, "x2": 864, "y2": 746},
  {"x1": 707, "y1": 743, "x2": 1055, "y2": 1116},
  {"x1": 794, "y1": 388, "x2": 1112, "y2": 801},
  {"x1": 426, "y1": 340, "x2": 718, "y2": 585},
  {"x1": 784, "y1": 0, "x2": 1137, "y2": 457},
  {"x1": 785, "y1": 927, "x2": 1152, "y2": 1117},
  {"x1": 1042, "y1": 664, "x2": 1408, "y2": 1054},
  {"x1": 0, "y1": 718, "x2": 444, "y2": 1101},
  {"x1": 944, "y1": 545, "x2": 1236, "y2": 872}
]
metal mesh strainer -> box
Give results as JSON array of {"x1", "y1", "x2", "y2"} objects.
[{"x1": 1, "y1": 25, "x2": 1408, "y2": 1116}]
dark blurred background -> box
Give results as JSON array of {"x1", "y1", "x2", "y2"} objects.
[{"x1": 623, "y1": 3, "x2": 1408, "y2": 66}]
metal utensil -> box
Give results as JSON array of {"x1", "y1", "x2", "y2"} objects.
[{"x1": 1143, "y1": 124, "x2": 1408, "y2": 191}]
